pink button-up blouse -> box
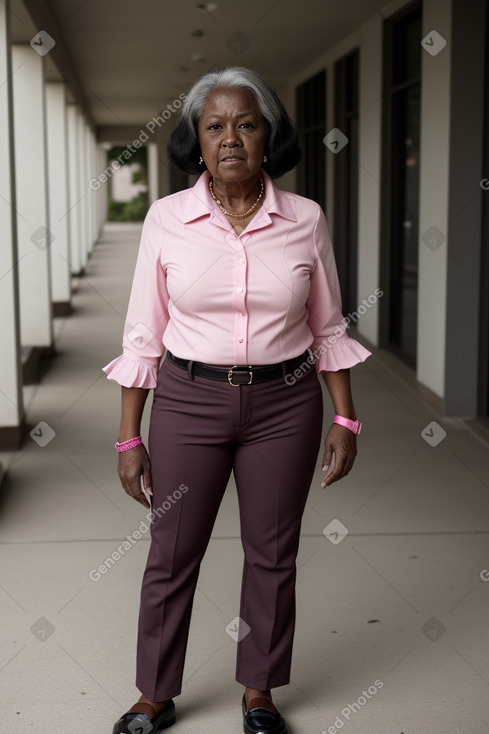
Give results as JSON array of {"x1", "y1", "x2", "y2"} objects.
[{"x1": 102, "y1": 170, "x2": 371, "y2": 388}]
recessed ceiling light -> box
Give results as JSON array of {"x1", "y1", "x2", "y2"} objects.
[
  {"x1": 196, "y1": 3, "x2": 218, "y2": 11},
  {"x1": 191, "y1": 29, "x2": 204, "y2": 38},
  {"x1": 190, "y1": 53, "x2": 206, "y2": 62}
]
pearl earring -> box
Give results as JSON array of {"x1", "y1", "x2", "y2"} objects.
[
  {"x1": 263, "y1": 155, "x2": 268, "y2": 162},
  {"x1": 199, "y1": 156, "x2": 204, "y2": 165}
]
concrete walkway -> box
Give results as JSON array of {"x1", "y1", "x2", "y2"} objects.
[{"x1": 1, "y1": 223, "x2": 488, "y2": 733}]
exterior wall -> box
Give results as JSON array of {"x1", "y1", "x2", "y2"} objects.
[
  {"x1": 417, "y1": 0, "x2": 452, "y2": 399},
  {"x1": 357, "y1": 15, "x2": 383, "y2": 346},
  {"x1": 289, "y1": 15, "x2": 383, "y2": 347},
  {"x1": 287, "y1": 0, "x2": 487, "y2": 417}
]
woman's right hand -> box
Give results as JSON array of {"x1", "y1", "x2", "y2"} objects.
[{"x1": 117, "y1": 444, "x2": 153, "y2": 508}]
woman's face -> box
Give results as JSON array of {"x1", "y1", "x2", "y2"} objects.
[{"x1": 197, "y1": 87, "x2": 267, "y2": 183}]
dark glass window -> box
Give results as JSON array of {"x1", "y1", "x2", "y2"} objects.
[
  {"x1": 478, "y1": 6, "x2": 489, "y2": 417},
  {"x1": 381, "y1": 3, "x2": 422, "y2": 369},
  {"x1": 334, "y1": 49, "x2": 359, "y2": 316},
  {"x1": 296, "y1": 70, "x2": 326, "y2": 206}
]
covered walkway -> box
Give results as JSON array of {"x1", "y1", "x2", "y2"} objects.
[{"x1": 1, "y1": 223, "x2": 488, "y2": 732}]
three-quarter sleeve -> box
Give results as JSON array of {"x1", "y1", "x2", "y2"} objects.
[
  {"x1": 306, "y1": 206, "x2": 372, "y2": 372},
  {"x1": 102, "y1": 202, "x2": 170, "y2": 388}
]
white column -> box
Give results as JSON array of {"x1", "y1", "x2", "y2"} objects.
[
  {"x1": 99, "y1": 146, "x2": 108, "y2": 228},
  {"x1": 84, "y1": 123, "x2": 94, "y2": 255},
  {"x1": 46, "y1": 82, "x2": 71, "y2": 311},
  {"x1": 95, "y1": 145, "x2": 108, "y2": 230},
  {"x1": 67, "y1": 104, "x2": 82, "y2": 274},
  {"x1": 12, "y1": 44, "x2": 53, "y2": 350},
  {"x1": 0, "y1": 1, "x2": 24, "y2": 443},
  {"x1": 89, "y1": 131, "x2": 98, "y2": 245},
  {"x1": 148, "y1": 142, "x2": 159, "y2": 203},
  {"x1": 89, "y1": 127, "x2": 97, "y2": 251},
  {"x1": 93, "y1": 142, "x2": 101, "y2": 236},
  {"x1": 77, "y1": 111, "x2": 88, "y2": 267}
]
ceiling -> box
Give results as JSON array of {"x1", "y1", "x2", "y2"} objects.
[{"x1": 10, "y1": 0, "x2": 387, "y2": 129}]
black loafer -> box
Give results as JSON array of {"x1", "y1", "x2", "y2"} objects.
[
  {"x1": 113, "y1": 698, "x2": 176, "y2": 733},
  {"x1": 242, "y1": 695, "x2": 287, "y2": 734}
]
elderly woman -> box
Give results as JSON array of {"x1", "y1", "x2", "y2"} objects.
[{"x1": 103, "y1": 66, "x2": 371, "y2": 734}]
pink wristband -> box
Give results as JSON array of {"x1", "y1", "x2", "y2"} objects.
[
  {"x1": 333, "y1": 415, "x2": 362, "y2": 435},
  {"x1": 115, "y1": 436, "x2": 142, "y2": 452}
]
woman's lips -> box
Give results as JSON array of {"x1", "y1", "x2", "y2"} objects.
[{"x1": 221, "y1": 157, "x2": 243, "y2": 162}]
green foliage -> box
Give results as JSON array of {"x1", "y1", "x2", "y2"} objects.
[
  {"x1": 105, "y1": 145, "x2": 149, "y2": 221},
  {"x1": 107, "y1": 145, "x2": 147, "y2": 168},
  {"x1": 108, "y1": 193, "x2": 149, "y2": 222}
]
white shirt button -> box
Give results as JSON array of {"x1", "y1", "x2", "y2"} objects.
[
  {"x1": 241, "y1": 313, "x2": 246, "y2": 317},
  {"x1": 239, "y1": 258, "x2": 245, "y2": 264},
  {"x1": 238, "y1": 338, "x2": 243, "y2": 343},
  {"x1": 237, "y1": 287, "x2": 244, "y2": 293}
]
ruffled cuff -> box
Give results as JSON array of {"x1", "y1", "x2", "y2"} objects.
[
  {"x1": 311, "y1": 335, "x2": 372, "y2": 373},
  {"x1": 102, "y1": 354, "x2": 159, "y2": 389}
]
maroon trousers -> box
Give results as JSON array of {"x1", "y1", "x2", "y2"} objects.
[{"x1": 136, "y1": 353, "x2": 323, "y2": 701}]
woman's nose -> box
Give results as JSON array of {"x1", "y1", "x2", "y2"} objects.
[{"x1": 221, "y1": 127, "x2": 240, "y2": 147}]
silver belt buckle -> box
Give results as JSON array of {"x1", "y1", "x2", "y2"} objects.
[{"x1": 227, "y1": 365, "x2": 253, "y2": 386}]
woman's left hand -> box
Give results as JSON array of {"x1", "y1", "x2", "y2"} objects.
[{"x1": 320, "y1": 423, "x2": 357, "y2": 487}]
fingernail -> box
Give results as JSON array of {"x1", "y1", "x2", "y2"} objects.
[{"x1": 322, "y1": 465, "x2": 329, "y2": 472}]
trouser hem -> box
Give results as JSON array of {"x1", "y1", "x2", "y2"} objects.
[
  {"x1": 136, "y1": 681, "x2": 182, "y2": 701},
  {"x1": 235, "y1": 675, "x2": 291, "y2": 690}
]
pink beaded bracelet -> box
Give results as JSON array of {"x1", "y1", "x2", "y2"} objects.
[{"x1": 115, "y1": 436, "x2": 142, "y2": 452}]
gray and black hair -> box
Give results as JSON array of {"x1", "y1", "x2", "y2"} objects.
[{"x1": 167, "y1": 66, "x2": 301, "y2": 179}]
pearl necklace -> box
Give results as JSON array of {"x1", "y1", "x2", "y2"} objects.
[{"x1": 209, "y1": 178, "x2": 264, "y2": 218}]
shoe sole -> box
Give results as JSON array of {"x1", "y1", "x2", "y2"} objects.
[{"x1": 156, "y1": 715, "x2": 176, "y2": 730}]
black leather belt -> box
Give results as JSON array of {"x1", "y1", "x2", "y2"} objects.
[{"x1": 167, "y1": 349, "x2": 311, "y2": 386}]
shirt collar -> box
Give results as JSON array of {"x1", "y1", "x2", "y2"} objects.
[{"x1": 182, "y1": 169, "x2": 297, "y2": 224}]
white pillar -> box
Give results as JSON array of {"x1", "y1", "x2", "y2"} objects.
[
  {"x1": 98, "y1": 146, "x2": 108, "y2": 228},
  {"x1": 87, "y1": 130, "x2": 93, "y2": 245},
  {"x1": 89, "y1": 131, "x2": 98, "y2": 245},
  {"x1": 67, "y1": 104, "x2": 82, "y2": 274},
  {"x1": 84, "y1": 123, "x2": 93, "y2": 256},
  {"x1": 12, "y1": 44, "x2": 53, "y2": 350},
  {"x1": 148, "y1": 142, "x2": 159, "y2": 203},
  {"x1": 77, "y1": 111, "x2": 88, "y2": 267},
  {"x1": 46, "y1": 82, "x2": 71, "y2": 313},
  {"x1": 93, "y1": 142, "x2": 100, "y2": 236},
  {"x1": 0, "y1": 1, "x2": 24, "y2": 445},
  {"x1": 95, "y1": 139, "x2": 103, "y2": 237}
]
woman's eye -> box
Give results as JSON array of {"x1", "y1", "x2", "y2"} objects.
[{"x1": 207, "y1": 122, "x2": 255, "y2": 130}]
